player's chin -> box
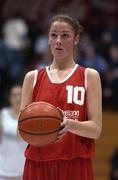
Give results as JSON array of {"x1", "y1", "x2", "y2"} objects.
[{"x1": 53, "y1": 52, "x2": 66, "y2": 60}]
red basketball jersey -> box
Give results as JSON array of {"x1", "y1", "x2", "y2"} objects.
[{"x1": 25, "y1": 64, "x2": 95, "y2": 161}]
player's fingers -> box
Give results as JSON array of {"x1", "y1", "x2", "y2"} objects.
[
  {"x1": 55, "y1": 131, "x2": 66, "y2": 143},
  {"x1": 60, "y1": 116, "x2": 68, "y2": 127},
  {"x1": 55, "y1": 121, "x2": 68, "y2": 143},
  {"x1": 58, "y1": 125, "x2": 68, "y2": 135},
  {"x1": 57, "y1": 133, "x2": 66, "y2": 140}
]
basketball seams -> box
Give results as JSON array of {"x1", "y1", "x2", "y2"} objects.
[
  {"x1": 19, "y1": 127, "x2": 62, "y2": 135},
  {"x1": 56, "y1": 107, "x2": 64, "y2": 119},
  {"x1": 23, "y1": 101, "x2": 58, "y2": 111},
  {"x1": 18, "y1": 115, "x2": 62, "y2": 123}
]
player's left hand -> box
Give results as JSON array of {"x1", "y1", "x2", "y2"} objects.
[{"x1": 56, "y1": 116, "x2": 68, "y2": 141}]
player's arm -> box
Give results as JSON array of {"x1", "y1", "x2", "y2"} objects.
[
  {"x1": 17, "y1": 70, "x2": 35, "y2": 139},
  {"x1": 20, "y1": 71, "x2": 36, "y2": 111},
  {"x1": 60, "y1": 68, "x2": 102, "y2": 140}
]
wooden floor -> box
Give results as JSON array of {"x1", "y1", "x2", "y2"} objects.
[{"x1": 93, "y1": 111, "x2": 118, "y2": 180}]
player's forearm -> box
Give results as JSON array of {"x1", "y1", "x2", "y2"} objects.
[{"x1": 68, "y1": 119, "x2": 102, "y2": 139}]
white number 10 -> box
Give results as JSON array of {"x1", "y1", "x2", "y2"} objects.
[{"x1": 66, "y1": 85, "x2": 85, "y2": 105}]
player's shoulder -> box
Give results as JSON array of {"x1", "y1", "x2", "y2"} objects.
[
  {"x1": 24, "y1": 70, "x2": 38, "y2": 81},
  {"x1": 77, "y1": 65, "x2": 100, "y2": 78},
  {"x1": 25, "y1": 70, "x2": 36, "y2": 78},
  {"x1": 86, "y1": 68, "x2": 99, "y2": 76},
  {"x1": 24, "y1": 67, "x2": 46, "y2": 84},
  {"x1": 87, "y1": 68, "x2": 99, "y2": 76},
  {"x1": 86, "y1": 68, "x2": 100, "y2": 79}
]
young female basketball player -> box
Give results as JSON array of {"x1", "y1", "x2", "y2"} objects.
[{"x1": 19, "y1": 14, "x2": 102, "y2": 180}]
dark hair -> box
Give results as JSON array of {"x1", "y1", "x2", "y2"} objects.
[{"x1": 48, "y1": 14, "x2": 84, "y2": 36}]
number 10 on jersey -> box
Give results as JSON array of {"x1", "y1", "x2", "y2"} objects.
[{"x1": 66, "y1": 85, "x2": 85, "y2": 105}]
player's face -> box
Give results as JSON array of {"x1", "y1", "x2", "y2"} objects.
[{"x1": 48, "y1": 21, "x2": 79, "y2": 61}]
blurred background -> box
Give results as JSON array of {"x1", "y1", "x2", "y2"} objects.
[{"x1": 0, "y1": 0, "x2": 118, "y2": 179}]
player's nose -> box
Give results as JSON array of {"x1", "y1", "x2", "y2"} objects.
[{"x1": 56, "y1": 35, "x2": 61, "y2": 44}]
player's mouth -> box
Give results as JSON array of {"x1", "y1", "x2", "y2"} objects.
[{"x1": 55, "y1": 47, "x2": 63, "y2": 51}]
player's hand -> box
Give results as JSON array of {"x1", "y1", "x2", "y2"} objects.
[{"x1": 55, "y1": 116, "x2": 68, "y2": 142}]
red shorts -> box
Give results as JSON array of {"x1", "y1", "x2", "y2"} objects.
[{"x1": 23, "y1": 157, "x2": 93, "y2": 180}]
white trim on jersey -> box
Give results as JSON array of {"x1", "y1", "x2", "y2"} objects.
[
  {"x1": 46, "y1": 64, "x2": 79, "y2": 84},
  {"x1": 33, "y1": 70, "x2": 38, "y2": 88},
  {"x1": 85, "y1": 68, "x2": 89, "y2": 90}
]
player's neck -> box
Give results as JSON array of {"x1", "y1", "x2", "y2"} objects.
[
  {"x1": 48, "y1": 63, "x2": 77, "y2": 83},
  {"x1": 51, "y1": 60, "x2": 76, "y2": 70}
]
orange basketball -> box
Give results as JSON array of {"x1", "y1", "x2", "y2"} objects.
[{"x1": 18, "y1": 101, "x2": 63, "y2": 147}]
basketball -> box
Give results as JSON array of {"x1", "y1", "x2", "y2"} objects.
[{"x1": 18, "y1": 101, "x2": 63, "y2": 147}]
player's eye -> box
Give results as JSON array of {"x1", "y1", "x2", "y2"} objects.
[
  {"x1": 50, "y1": 33, "x2": 57, "y2": 38},
  {"x1": 62, "y1": 33, "x2": 70, "y2": 39}
]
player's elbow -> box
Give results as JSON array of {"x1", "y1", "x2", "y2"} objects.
[{"x1": 94, "y1": 124, "x2": 102, "y2": 140}]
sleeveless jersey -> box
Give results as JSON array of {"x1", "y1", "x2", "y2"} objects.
[{"x1": 25, "y1": 64, "x2": 95, "y2": 161}]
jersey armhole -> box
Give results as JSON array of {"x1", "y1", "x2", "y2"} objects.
[
  {"x1": 33, "y1": 70, "x2": 38, "y2": 88},
  {"x1": 85, "y1": 68, "x2": 89, "y2": 91}
]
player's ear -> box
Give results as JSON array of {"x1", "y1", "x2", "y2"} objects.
[{"x1": 74, "y1": 35, "x2": 79, "y2": 46}]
